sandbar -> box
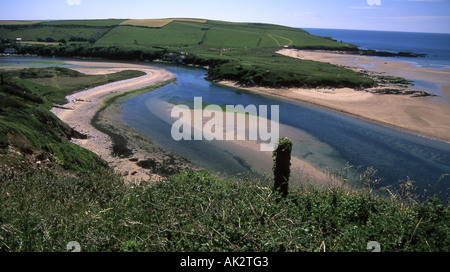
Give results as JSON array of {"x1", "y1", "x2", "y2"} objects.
[
  {"x1": 51, "y1": 61, "x2": 178, "y2": 182},
  {"x1": 167, "y1": 104, "x2": 347, "y2": 189}
]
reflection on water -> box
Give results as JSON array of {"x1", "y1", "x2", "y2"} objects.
[{"x1": 122, "y1": 64, "x2": 450, "y2": 198}]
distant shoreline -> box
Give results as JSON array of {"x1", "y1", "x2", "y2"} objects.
[
  {"x1": 290, "y1": 46, "x2": 427, "y2": 58},
  {"x1": 217, "y1": 49, "x2": 450, "y2": 143}
]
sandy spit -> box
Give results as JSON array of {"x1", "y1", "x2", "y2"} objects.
[
  {"x1": 51, "y1": 61, "x2": 177, "y2": 182},
  {"x1": 218, "y1": 49, "x2": 450, "y2": 143}
]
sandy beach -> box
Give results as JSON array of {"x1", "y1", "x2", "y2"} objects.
[
  {"x1": 219, "y1": 49, "x2": 450, "y2": 143},
  {"x1": 51, "y1": 61, "x2": 179, "y2": 182}
]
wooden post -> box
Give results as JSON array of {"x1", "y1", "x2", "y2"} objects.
[{"x1": 272, "y1": 137, "x2": 293, "y2": 198}]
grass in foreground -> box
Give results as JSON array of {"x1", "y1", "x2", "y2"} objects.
[{"x1": 0, "y1": 169, "x2": 448, "y2": 252}]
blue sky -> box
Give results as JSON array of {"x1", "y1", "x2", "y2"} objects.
[{"x1": 1, "y1": 0, "x2": 449, "y2": 33}]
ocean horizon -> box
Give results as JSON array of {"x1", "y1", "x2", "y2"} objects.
[{"x1": 303, "y1": 28, "x2": 450, "y2": 71}]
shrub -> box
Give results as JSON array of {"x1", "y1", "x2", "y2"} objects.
[{"x1": 1, "y1": 169, "x2": 448, "y2": 252}]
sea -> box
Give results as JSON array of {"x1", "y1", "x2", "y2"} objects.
[{"x1": 303, "y1": 28, "x2": 450, "y2": 71}]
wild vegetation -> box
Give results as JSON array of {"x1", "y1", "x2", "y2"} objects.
[
  {"x1": 204, "y1": 48, "x2": 374, "y2": 88},
  {"x1": 1, "y1": 164, "x2": 448, "y2": 252}
]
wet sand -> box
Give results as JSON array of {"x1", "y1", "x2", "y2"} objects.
[{"x1": 167, "y1": 104, "x2": 346, "y2": 189}]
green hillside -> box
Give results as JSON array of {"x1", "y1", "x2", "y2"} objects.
[
  {"x1": 40, "y1": 19, "x2": 127, "y2": 27},
  {"x1": 97, "y1": 24, "x2": 206, "y2": 47},
  {"x1": 2, "y1": 18, "x2": 372, "y2": 89},
  {"x1": 0, "y1": 20, "x2": 117, "y2": 43},
  {"x1": 94, "y1": 19, "x2": 355, "y2": 49},
  {"x1": 1, "y1": 18, "x2": 355, "y2": 49}
]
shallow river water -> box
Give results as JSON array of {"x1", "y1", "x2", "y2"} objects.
[{"x1": 121, "y1": 64, "x2": 450, "y2": 197}]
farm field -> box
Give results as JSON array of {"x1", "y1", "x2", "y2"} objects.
[
  {"x1": 1, "y1": 18, "x2": 356, "y2": 49},
  {"x1": 95, "y1": 19, "x2": 356, "y2": 49},
  {"x1": 1, "y1": 18, "x2": 368, "y2": 89},
  {"x1": 119, "y1": 18, "x2": 207, "y2": 28},
  {"x1": 0, "y1": 25, "x2": 111, "y2": 42}
]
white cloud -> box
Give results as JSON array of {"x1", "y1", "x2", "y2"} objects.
[{"x1": 67, "y1": 0, "x2": 81, "y2": 5}]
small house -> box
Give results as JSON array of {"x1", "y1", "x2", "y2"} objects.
[{"x1": 164, "y1": 53, "x2": 177, "y2": 61}]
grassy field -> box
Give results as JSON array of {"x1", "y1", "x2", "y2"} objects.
[
  {"x1": 2, "y1": 18, "x2": 371, "y2": 88},
  {"x1": 0, "y1": 20, "x2": 41, "y2": 25},
  {"x1": 40, "y1": 19, "x2": 127, "y2": 27},
  {"x1": 94, "y1": 19, "x2": 356, "y2": 49},
  {"x1": 97, "y1": 24, "x2": 206, "y2": 46},
  {"x1": 119, "y1": 18, "x2": 207, "y2": 28},
  {"x1": 0, "y1": 25, "x2": 110, "y2": 42},
  {"x1": 1, "y1": 18, "x2": 356, "y2": 49}
]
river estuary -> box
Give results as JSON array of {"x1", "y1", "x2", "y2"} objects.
[{"x1": 2, "y1": 57, "x2": 450, "y2": 198}]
